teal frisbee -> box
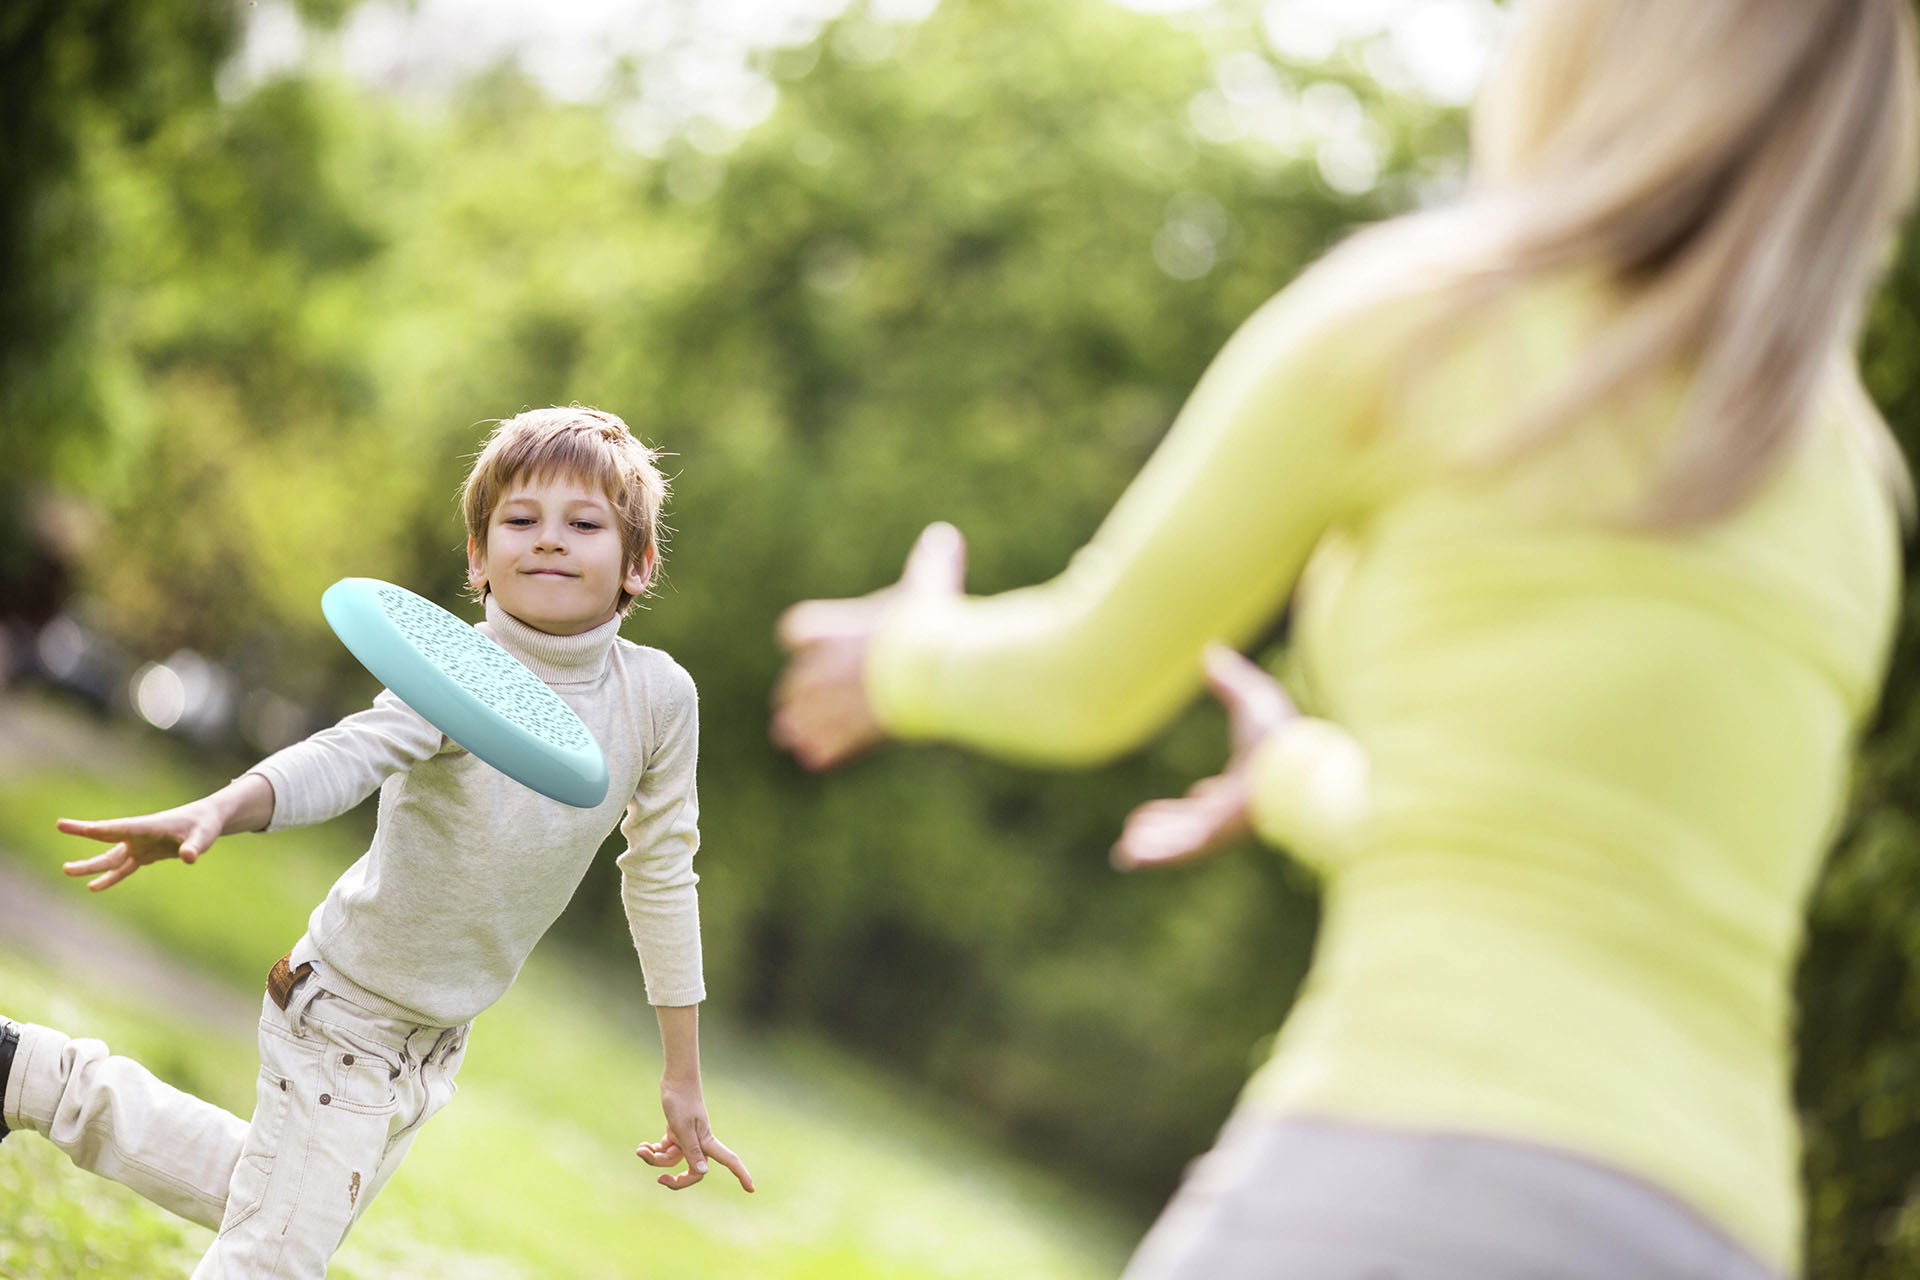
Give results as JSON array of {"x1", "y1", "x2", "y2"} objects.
[{"x1": 320, "y1": 577, "x2": 610, "y2": 808}]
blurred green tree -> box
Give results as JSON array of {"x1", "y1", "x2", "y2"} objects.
[
  {"x1": 1794, "y1": 229, "x2": 1920, "y2": 1280},
  {"x1": 0, "y1": 0, "x2": 240, "y2": 617},
  {"x1": 0, "y1": 0, "x2": 352, "y2": 623}
]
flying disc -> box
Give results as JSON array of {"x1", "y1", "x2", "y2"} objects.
[{"x1": 320, "y1": 577, "x2": 610, "y2": 808}]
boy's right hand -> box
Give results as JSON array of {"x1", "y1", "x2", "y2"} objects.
[
  {"x1": 57, "y1": 773, "x2": 274, "y2": 891},
  {"x1": 57, "y1": 799, "x2": 228, "y2": 892}
]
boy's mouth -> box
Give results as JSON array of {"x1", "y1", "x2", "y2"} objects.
[{"x1": 523, "y1": 568, "x2": 578, "y2": 579}]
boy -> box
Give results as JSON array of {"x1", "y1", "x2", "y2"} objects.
[{"x1": 1, "y1": 406, "x2": 751, "y2": 1278}]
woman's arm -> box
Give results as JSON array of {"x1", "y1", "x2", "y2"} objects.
[
  {"x1": 778, "y1": 279, "x2": 1398, "y2": 767},
  {"x1": 1111, "y1": 645, "x2": 1369, "y2": 872}
]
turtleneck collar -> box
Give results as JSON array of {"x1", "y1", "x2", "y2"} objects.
[{"x1": 480, "y1": 595, "x2": 621, "y2": 685}]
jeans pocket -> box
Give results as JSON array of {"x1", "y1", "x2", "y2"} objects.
[
  {"x1": 220, "y1": 1060, "x2": 296, "y2": 1235},
  {"x1": 300, "y1": 993, "x2": 402, "y2": 1114},
  {"x1": 324, "y1": 1047, "x2": 401, "y2": 1114}
]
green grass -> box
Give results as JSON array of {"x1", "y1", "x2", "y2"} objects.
[
  {"x1": 0, "y1": 953, "x2": 249, "y2": 1279},
  {"x1": 0, "y1": 713, "x2": 1140, "y2": 1279}
]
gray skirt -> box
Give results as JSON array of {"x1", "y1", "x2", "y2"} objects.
[{"x1": 1121, "y1": 1113, "x2": 1787, "y2": 1280}]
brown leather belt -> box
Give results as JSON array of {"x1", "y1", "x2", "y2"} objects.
[{"x1": 267, "y1": 952, "x2": 313, "y2": 1011}]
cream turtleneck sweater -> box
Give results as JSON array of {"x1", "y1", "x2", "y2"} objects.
[{"x1": 248, "y1": 596, "x2": 704, "y2": 1026}]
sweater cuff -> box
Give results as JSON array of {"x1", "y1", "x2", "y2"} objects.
[
  {"x1": 1246, "y1": 717, "x2": 1370, "y2": 864},
  {"x1": 244, "y1": 761, "x2": 302, "y2": 833},
  {"x1": 864, "y1": 594, "x2": 964, "y2": 742}
]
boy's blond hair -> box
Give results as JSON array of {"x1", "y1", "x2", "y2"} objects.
[{"x1": 461, "y1": 406, "x2": 668, "y2": 616}]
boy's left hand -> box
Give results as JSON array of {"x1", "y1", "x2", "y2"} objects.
[{"x1": 637, "y1": 1080, "x2": 753, "y2": 1192}]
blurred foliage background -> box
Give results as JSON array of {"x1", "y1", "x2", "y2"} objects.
[{"x1": 2, "y1": 0, "x2": 1917, "y2": 1274}]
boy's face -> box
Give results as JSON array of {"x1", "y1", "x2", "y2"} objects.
[{"x1": 467, "y1": 472, "x2": 652, "y2": 636}]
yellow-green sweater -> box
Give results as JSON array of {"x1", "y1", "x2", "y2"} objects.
[{"x1": 866, "y1": 266, "x2": 1902, "y2": 1274}]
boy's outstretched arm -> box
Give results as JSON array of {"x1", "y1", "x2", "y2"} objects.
[
  {"x1": 59, "y1": 685, "x2": 443, "y2": 893},
  {"x1": 56, "y1": 772, "x2": 276, "y2": 892},
  {"x1": 636, "y1": 1003, "x2": 753, "y2": 1192}
]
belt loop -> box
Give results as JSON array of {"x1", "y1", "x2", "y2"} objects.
[
  {"x1": 286, "y1": 968, "x2": 324, "y2": 1038},
  {"x1": 404, "y1": 1026, "x2": 434, "y2": 1071}
]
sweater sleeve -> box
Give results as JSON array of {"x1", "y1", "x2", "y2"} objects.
[
  {"x1": 1245, "y1": 716, "x2": 1371, "y2": 867},
  {"x1": 616, "y1": 660, "x2": 705, "y2": 1006},
  {"x1": 863, "y1": 276, "x2": 1391, "y2": 767},
  {"x1": 247, "y1": 689, "x2": 448, "y2": 831}
]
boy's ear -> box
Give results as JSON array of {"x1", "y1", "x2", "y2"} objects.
[
  {"x1": 625, "y1": 545, "x2": 657, "y2": 597},
  {"x1": 466, "y1": 536, "x2": 487, "y2": 592}
]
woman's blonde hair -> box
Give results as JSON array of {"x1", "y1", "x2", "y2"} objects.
[
  {"x1": 460, "y1": 406, "x2": 669, "y2": 615},
  {"x1": 1358, "y1": 0, "x2": 1920, "y2": 525}
]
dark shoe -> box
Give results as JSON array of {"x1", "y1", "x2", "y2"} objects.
[{"x1": 0, "y1": 1020, "x2": 17, "y2": 1141}]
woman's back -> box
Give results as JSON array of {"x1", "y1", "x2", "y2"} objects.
[{"x1": 1253, "y1": 270, "x2": 1904, "y2": 1270}]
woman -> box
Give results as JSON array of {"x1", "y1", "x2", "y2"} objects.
[{"x1": 772, "y1": 1, "x2": 1919, "y2": 1276}]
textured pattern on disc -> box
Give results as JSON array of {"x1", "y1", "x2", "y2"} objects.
[{"x1": 373, "y1": 584, "x2": 592, "y2": 752}]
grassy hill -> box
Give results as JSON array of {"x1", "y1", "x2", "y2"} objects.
[{"x1": 0, "y1": 693, "x2": 1139, "y2": 1278}]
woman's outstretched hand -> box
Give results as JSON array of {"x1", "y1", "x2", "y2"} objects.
[
  {"x1": 772, "y1": 522, "x2": 966, "y2": 771},
  {"x1": 1111, "y1": 645, "x2": 1296, "y2": 871}
]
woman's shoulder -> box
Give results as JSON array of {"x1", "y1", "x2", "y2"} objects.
[{"x1": 1243, "y1": 216, "x2": 1614, "y2": 390}]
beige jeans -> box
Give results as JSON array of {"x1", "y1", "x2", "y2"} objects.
[{"x1": 3, "y1": 969, "x2": 467, "y2": 1278}]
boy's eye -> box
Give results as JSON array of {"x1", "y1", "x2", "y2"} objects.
[
  {"x1": 572, "y1": 521, "x2": 601, "y2": 531},
  {"x1": 504, "y1": 517, "x2": 535, "y2": 527}
]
